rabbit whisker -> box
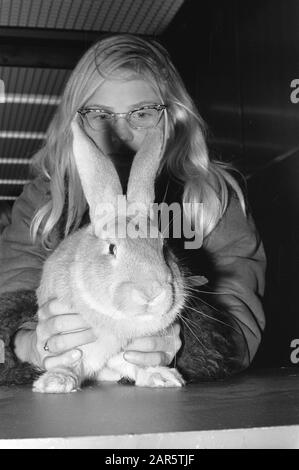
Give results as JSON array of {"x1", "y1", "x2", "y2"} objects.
[
  {"x1": 176, "y1": 312, "x2": 207, "y2": 350},
  {"x1": 184, "y1": 283, "x2": 232, "y2": 296},
  {"x1": 182, "y1": 302, "x2": 243, "y2": 336},
  {"x1": 161, "y1": 181, "x2": 170, "y2": 204},
  {"x1": 160, "y1": 209, "x2": 182, "y2": 239},
  {"x1": 184, "y1": 292, "x2": 222, "y2": 314},
  {"x1": 170, "y1": 323, "x2": 177, "y2": 368}
]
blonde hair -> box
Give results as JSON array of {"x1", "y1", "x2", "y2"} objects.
[{"x1": 31, "y1": 33, "x2": 245, "y2": 247}]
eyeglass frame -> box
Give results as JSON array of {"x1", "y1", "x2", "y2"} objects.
[{"x1": 77, "y1": 104, "x2": 167, "y2": 130}]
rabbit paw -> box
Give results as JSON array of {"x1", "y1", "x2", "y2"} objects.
[
  {"x1": 33, "y1": 370, "x2": 78, "y2": 394},
  {"x1": 135, "y1": 367, "x2": 185, "y2": 388}
]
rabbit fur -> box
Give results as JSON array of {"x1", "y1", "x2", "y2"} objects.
[{"x1": 33, "y1": 117, "x2": 186, "y2": 393}]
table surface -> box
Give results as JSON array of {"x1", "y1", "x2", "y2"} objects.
[{"x1": 0, "y1": 367, "x2": 299, "y2": 448}]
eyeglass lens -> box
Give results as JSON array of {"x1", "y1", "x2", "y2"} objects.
[{"x1": 83, "y1": 107, "x2": 163, "y2": 130}]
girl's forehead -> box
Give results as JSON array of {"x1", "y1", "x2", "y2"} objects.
[{"x1": 86, "y1": 75, "x2": 160, "y2": 108}]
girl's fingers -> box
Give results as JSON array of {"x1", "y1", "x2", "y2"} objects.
[
  {"x1": 38, "y1": 298, "x2": 71, "y2": 319},
  {"x1": 126, "y1": 336, "x2": 160, "y2": 352},
  {"x1": 35, "y1": 298, "x2": 97, "y2": 368},
  {"x1": 45, "y1": 329, "x2": 97, "y2": 354},
  {"x1": 123, "y1": 351, "x2": 170, "y2": 367},
  {"x1": 46, "y1": 314, "x2": 91, "y2": 335},
  {"x1": 126, "y1": 326, "x2": 181, "y2": 355},
  {"x1": 124, "y1": 323, "x2": 181, "y2": 367},
  {"x1": 43, "y1": 349, "x2": 82, "y2": 370}
]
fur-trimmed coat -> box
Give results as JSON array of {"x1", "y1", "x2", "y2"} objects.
[{"x1": 0, "y1": 173, "x2": 266, "y2": 385}]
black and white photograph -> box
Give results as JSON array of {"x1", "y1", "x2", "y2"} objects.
[{"x1": 0, "y1": 0, "x2": 298, "y2": 451}]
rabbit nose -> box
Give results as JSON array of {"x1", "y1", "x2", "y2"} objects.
[
  {"x1": 131, "y1": 282, "x2": 165, "y2": 306},
  {"x1": 148, "y1": 280, "x2": 165, "y2": 301},
  {"x1": 131, "y1": 288, "x2": 148, "y2": 306}
]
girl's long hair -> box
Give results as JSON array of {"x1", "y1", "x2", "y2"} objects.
[{"x1": 31, "y1": 34, "x2": 245, "y2": 247}]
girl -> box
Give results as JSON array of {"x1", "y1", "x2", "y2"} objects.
[{"x1": 0, "y1": 34, "x2": 266, "y2": 385}]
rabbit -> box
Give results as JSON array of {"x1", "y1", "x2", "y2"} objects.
[{"x1": 32, "y1": 116, "x2": 187, "y2": 393}]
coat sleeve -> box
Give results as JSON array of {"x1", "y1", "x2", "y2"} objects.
[
  {"x1": 0, "y1": 177, "x2": 51, "y2": 384},
  {"x1": 176, "y1": 195, "x2": 266, "y2": 382},
  {"x1": 0, "y1": 177, "x2": 50, "y2": 295}
]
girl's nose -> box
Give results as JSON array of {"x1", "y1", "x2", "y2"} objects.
[{"x1": 112, "y1": 118, "x2": 134, "y2": 143}]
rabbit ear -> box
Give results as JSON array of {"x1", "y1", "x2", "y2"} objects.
[
  {"x1": 126, "y1": 127, "x2": 164, "y2": 212},
  {"x1": 71, "y1": 116, "x2": 123, "y2": 228}
]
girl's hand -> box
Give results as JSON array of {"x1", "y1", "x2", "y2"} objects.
[
  {"x1": 15, "y1": 298, "x2": 97, "y2": 370},
  {"x1": 123, "y1": 322, "x2": 181, "y2": 367}
]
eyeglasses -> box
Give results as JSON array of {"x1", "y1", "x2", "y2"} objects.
[{"x1": 77, "y1": 104, "x2": 167, "y2": 130}]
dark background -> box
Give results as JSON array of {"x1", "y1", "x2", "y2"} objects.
[
  {"x1": 1, "y1": 0, "x2": 299, "y2": 369},
  {"x1": 162, "y1": 0, "x2": 299, "y2": 369}
]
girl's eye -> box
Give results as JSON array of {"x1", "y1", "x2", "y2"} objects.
[
  {"x1": 92, "y1": 112, "x2": 111, "y2": 120},
  {"x1": 135, "y1": 111, "x2": 151, "y2": 119},
  {"x1": 108, "y1": 243, "x2": 117, "y2": 256}
]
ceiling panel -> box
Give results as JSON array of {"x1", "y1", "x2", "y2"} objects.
[
  {"x1": 0, "y1": 103, "x2": 56, "y2": 132},
  {"x1": 0, "y1": 182, "x2": 27, "y2": 199},
  {"x1": 0, "y1": 66, "x2": 70, "y2": 198},
  {"x1": 0, "y1": 66, "x2": 70, "y2": 94},
  {"x1": 0, "y1": 139, "x2": 39, "y2": 161},
  {"x1": 0, "y1": 0, "x2": 184, "y2": 35}
]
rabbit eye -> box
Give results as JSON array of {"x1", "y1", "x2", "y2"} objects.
[{"x1": 108, "y1": 243, "x2": 117, "y2": 256}]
